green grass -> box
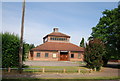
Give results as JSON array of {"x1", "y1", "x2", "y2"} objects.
[
  {"x1": 28, "y1": 66, "x2": 86, "y2": 69},
  {"x1": 3, "y1": 66, "x2": 89, "y2": 73},
  {"x1": 2, "y1": 76, "x2": 120, "y2": 81},
  {"x1": 22, "y1": 66, "x2": 89, "y2": 73}
]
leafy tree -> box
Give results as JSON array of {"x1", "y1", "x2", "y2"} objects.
[
  {"x1": 2, "y1": 32, "x2": 28, "y2": 68},
  {"x1": 0, "y1": 34, "x2": 2, "y2": 68},
  {"x1": 23, "y1": 43, "x2": 29, "y2": 60},
  {"x1": 84, "y1": 39, "x2": 106, "y2": 71},
  {"x1": 2, "y1": 32, "x2": 20, "y2": 68},
  {"x1": 80, "y1": 38, "x2": 85, "y2": 47},
  {"x1": 89, "y1": 4, "x2": 120, "y2": 65},
  {"x1": 23, "y1": 43, "x2": 35, "y2": 59},
  {"x1": 29, "y1": 44, "x2": 35, "y2": 50}
]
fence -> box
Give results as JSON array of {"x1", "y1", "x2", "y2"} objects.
[{"x1": 1, "y1": 68, "x2": 92, "y2": 73}]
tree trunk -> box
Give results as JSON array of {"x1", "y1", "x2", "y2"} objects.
[{"x1": 103, "y1": 59, "x2": 109, "y2": 66}]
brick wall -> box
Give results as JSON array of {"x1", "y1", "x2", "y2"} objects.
[
  {"x1": 31, "y1": 51, "x2": 59, "y2": 61},
  {"x1": 29, "y1": 50, "x2": 84, "y2": 62},
  {"x1": 69, "y1": 52, "x2": 84, "y2": 61}
]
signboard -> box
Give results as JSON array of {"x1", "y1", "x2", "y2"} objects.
[
  {"x1": 60, "y1": 51, "x2": 68, "y2": 52},
  {"x1": 53, "y1": 54, "x2": 57, "y2": 58}
]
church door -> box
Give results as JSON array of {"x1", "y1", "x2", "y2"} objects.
[{"x1": 60, "y1": 52, "x2": 69, "y2": 61}]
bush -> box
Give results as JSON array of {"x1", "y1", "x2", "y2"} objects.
[{"x1": 2, "y1": 32, "x2": 28, "y2": 68}]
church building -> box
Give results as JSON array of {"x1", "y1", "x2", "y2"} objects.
[{"x1": 29, "y1": 28, "x2": 84, "y2": 61}]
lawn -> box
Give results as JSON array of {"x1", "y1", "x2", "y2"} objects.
[
  {"x1": 3, "y1": 66, "x2": 119, "y2": 80},
  {"x1": 3, "y1": 66, "x2": 90, "y2": 73},
  {"x1": 2, "y1": 76, "x2": 120, "y2": 81},
  {"x1": 23, "y1": 66, "x2": 89, "y2": 73},
  {"x1": 28, "y1": 66, "x2": 87, "y2": 69}
]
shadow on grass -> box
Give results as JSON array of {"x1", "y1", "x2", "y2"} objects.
[
  {"x1": 2, "y1": 79, "x2": 120, "y2": 81},
  {"x1": 79, "y1": 65, "x2": 88, "y2": 68},
  {"x1": 103, "y1": 64, "x2": 120, "y2": 69},
  {"x1": 80, "y1": 63, "x2": 120, "y2": 69}
]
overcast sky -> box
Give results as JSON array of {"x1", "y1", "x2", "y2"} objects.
[{"x1": 2, "y1": 2, "x2": 118, "y2": 46}]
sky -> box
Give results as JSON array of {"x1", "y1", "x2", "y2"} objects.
[{"x1": 2, "y1": 2, "x2": 118, "y2": 46}]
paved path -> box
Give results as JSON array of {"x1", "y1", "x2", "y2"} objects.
[{"x1": 24, "y1": 61, "x2": 84, "y2": 66}]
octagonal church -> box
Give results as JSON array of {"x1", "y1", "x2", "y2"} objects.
[{"x1": 29, "y1": 28, "x2": 84, "y2": 61}]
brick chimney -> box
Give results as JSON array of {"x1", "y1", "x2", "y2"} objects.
[{"x1": 53, "y1": 28, "x2": 58, "y2": 32}]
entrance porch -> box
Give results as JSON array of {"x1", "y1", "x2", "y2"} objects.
[{"x1": 60, "y1": 51, "x2": 69, "y2": 61}]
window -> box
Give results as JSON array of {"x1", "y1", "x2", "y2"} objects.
[
  {"x1": 78, "y1": 54, "x2": 81, "y2": 59},
  {"x1": 65, "y1": 38, "x2": 67, "y2": 41},
  {"x1": 50, "y1": 38, "x2": 52, "y2": 40},
  {"x1": 71, "y1": 54, "x2": 74, "y2": 58},
  {"x1": 45, "y1": 53, "x2": 49, "y2": 57},
  {"x1": 50, "y1": 37, "x2": 67, "y2": 41},
  {"x1": 36, "y1": 53, "x2": 40, "y2": 57},
  {"x1": 59, "y1": 38, "x2": 61, "y2": 40},
  {"x1": 50, "y1": 37, "x2": 55, "y2": 40},
  {"x1": 53, "y1": 53, "x2": 57, "y2": 58}
]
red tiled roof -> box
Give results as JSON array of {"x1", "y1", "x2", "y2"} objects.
[
  {"x1": 43, "y1": 32, "x2": 70, "y2": 39},
  {"x1": 31, "y1": 42, "x2": 84, "y2": 52}
]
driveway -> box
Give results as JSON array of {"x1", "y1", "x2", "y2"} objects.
[{"x1": 24, "y1": 60, "x2": 84, "y2": 66}]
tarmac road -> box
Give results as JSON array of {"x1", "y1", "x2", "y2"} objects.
[{"x1": 23, "y1": 60, "x2": 84, "y2": 66}]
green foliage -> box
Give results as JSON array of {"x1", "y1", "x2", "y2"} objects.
[
  {"x1": 84, "y1": 39, "x2": 106, "y2": 71},
  {"x1": 89, "y1": 5, "x2": 120, "y2": 61},
  {"x1": 80, "y1": 38, "x2": 85, "y2": 47},
  {"x1": 2, "y1": 32, "x2": 34, "y2": 68},
  {"x1": 2, "y1": 32, "x2": 20, "y2": 68},
  {"x1": 23, "y1": 43, "x2": 35, "y2": 59},
  {"x1": 0, "y1": 33, "x2": 2, "y2": 68},
  {"x1": 29, "y1": 44, "x2": 35, "y2": 49}
]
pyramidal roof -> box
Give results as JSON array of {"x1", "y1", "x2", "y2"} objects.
[
  {"x1": 31, "y1": 42, "x2": 84, "y2": 52},
  {"x1": 47, "y1": 32, "x2": 70, "y2": 37},
  {"x1": 43, "y1": 28, "x2": 70, "y2": 39},
  {"x1": 32, "y1": 28, "x2": 84, "y2": 52}
]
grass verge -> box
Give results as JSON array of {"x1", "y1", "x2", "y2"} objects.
[
  {"x1": 3, "y1": 66, "x2": 89, "y2": 73},
  {"x1": 2, "y1": 76, "x2": 120, "y2": 81}
]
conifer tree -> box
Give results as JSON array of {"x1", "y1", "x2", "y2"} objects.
[
  {"x1": 80, "y1": 38, "x2": 85, "y2": 47},
  {"x1": 84, "y1": 39, "x2": 106, "y2": 71}
]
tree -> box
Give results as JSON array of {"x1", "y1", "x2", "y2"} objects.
[
  {"x1": 2, "y1": 32, "x2": 20, "y2": 68},
  {"x1": 80, "y1": 38, "x2": 85, "y2": 47},
  {"x1": 23, "y1": 43, "x2": 35, "y2": 59},
  {"x1": 89, "y1": 4, "x2": 120, "y2": 65},
  {"x1": 84, "y1": 39, "x2": 106, "y2": 71},
  {"x1": 29, "y1": 44, "x2": 35, "y2": 50},
  {"x1": 2, "y1": 32, "x2": 27, "y2": 68}
]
